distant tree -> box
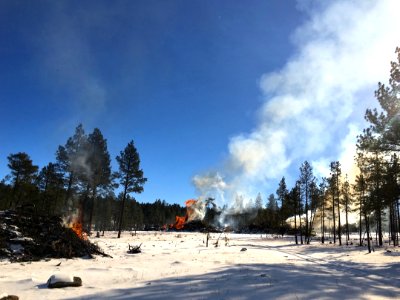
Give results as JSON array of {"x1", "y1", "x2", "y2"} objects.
[
  {"x1": 253, "y1": 193, "x2": 266, "y2": 230},
  {"x1": 93, "y1": 194, "x2": 114, "y2": 233},
  {"x1": 354, "y1": 174, "x2": 367, "y2": 248},
  {"x1": 341, "y1": 175, "x2": 352, "y2": 245},
  {"x1": 0, "y1": 179, "x2": 12, "y2": 210},
  {"x1": 329, "y1": 161, "x2": 342, "y2": 245},
  {"x1": 7, "y1": 152, "x2": 38, "y2": 208},
  {"x1": 85, "y1": 128, "x2": 112, "y2": 232},
  {"x1": 255, "y1": 193, "x2": 263, "y2": 209},
  {"x1": 122, "y1": 195, "x2": 144, "y2": 234},
  {"x1": 37, "y1": 162, "x2": 65, "y2": 215},
  {"x1": 277, "y1": 177, "x2": 292, "y2": 232},
  {"x1": 357, "y1": 47, "x2": 400, "y2": 249},
  {"x1": 318, "y1": 178, "x2": 328, "y2": 244},
  {"x1": 307, "y1": 179, "x2": 321, "y2": 243},
  {"x1": 384, "y1": 154, "x2": 400, "y2": 246},
  {"x1": 116, "y1": 140, "x2": 147, "y2": 238},
  {"x1": 299, "y1": 161, "x2": 314, "y2": 244},
  {"x1": 55, "y1": 124, "x2": 88, "y2": 208},
  {"x1": 288, "y1": 182, "x2": 301, "y2": 245},
  {"x1": 266, "y1": 193, "x2": 279, "y2": 229}
]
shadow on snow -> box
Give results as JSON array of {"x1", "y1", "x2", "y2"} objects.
[{"x1": 64, "y1": 261, "x2": 400, "y2": 300}]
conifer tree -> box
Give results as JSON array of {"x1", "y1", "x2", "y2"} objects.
[
  {"x1": 299, "y1": 161, "x2": 314, "y2": 244},
  {"x1": 37, "y1": 162, "x2": 64, "y2": 215},
  {"x1": 329, "y1": 161, "x2": 341, "y2": 245},
  {"x1": 341, "y1": 175, "x2": 352, "y2": 245},
  {"x1": 277, "y1": 177, "x2": 290, "y2": 232},
  {"x1": 85, "y1": 128, "x2": 112, "y2": 232},
  {"x1": 56, "y1": 124, "x2": 88, "y2": 207},
  {"x1": 116, "y1": 140, "x2": 147, "y2": 238},
  {"x1": 7, "y1": 152, "x2": 38, "y2": 208}
]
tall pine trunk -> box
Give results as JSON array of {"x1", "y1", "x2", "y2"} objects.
[
  {"x1": 299, "y1": 211, "x2": 303, "y2": 245},
  {"x1": 337, "y1": 179, "x2": 342, "y2": 246},
  {"x1": 345, "y1": 201, "x2": 349, "y2": 245},
  {"x1": 294, "y1": 214, "x2": 298, "y2": 245},
  {"x1": 88, "y1": 187, "x2": 97, "y2": 235},
  {"x1": 365, "y1": 214, "x2": 371, "y2": 253},
  {"x1": 359, "y1": 207, "x2": 362, "y2": 247},
  {"x1": 322, "y1": 202, "x2": 325, "y2": 244},
  {"x1": 305, "y1": 185, "x2": 309, "y2": 244},
  {"x1": 332, "y1": 193, "x2": 336, "y2": 244},
  {"x1": 117, "y1": 183, "x2": 129, "y2": 238}
]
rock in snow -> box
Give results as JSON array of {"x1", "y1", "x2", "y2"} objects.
[{"x1": 47, "y1": 274, "x2": 82, "y2": 288}]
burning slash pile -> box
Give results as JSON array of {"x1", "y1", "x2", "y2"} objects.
[
  {"x1": 170, "y1": 198, "x2": 220, "y2": 232},
  {"x1": 0, "y1": 210, "x2": 109, "y2": 262}
]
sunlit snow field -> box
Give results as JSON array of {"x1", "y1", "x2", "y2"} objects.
[{"x1": 1, "y1": 231, "x2": 399, "y2": 299}]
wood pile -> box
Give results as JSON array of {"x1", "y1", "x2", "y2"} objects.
[{"x1": 0, "y1": 210, "x2": 110, "y2": 262}]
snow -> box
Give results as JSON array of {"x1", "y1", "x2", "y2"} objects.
[
  {"x1": 1, "y1": 231, "x2": 399, "y2": 299},
  {"x1": 47, "y1": 274, "x2": 74, "y2": 285}
]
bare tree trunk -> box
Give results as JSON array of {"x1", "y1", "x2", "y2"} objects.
[
  {"x1": 305, "y1": 185, "x2": 309, "y2": 244},
  {"x1": 337, "y1": 195, "x2": 342, "y2": 246},
  {"x1": 322, "y1": 203, "x2": 325, "y2": 244},
  {"x1": 299, "y1": 211, "x2": 303, "y2": 245},
  {"x1": 117, "y1": 184, "x2": 128, "y2": 238},
  {"x1": 365, "y1": 214, "x2": 371, "y2": 254},
  {"x1": 345, "y1": 201, "x2": 349, "y2": 245},
  {"x1": 294, "y1": 214, "x2": 298, "y2": 245},
  {"x1": 332, "y1": 193, "x2": 336, "y2": 244},
  {"x1": 359, "y1": 198, "x2": 363, "y2": 247},
  {"x1": 88, "y1": 187, "x2": 97, "y2": 235}
]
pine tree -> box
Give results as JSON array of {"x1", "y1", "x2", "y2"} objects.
[
  {"x1": 289, "y1": 182, "x2": 302, "y2": 245},
  {"x1": 266, "y1": 193, "x2": 279, "y2": 229},
  {"x1": 85, "y1": 128, "x2": 112, "y2": 232},
  {"x1": 7, "y1": 152, "x2": 38, "y2": 208},
  {"x1": 318, "y1": 178, "x2": 328, "y2": 244},
  {"x1": 341, "y1": 175, "x2": 352, "y2": 245},
  {"x1": 353, "y1": 174, "x2": 366, "y2": 247},
  {"x1": 55, "y1": 124, "x2": 88, "y2": 208},
  {"x1": 299, "y1": 161, "x2": 314, "y2": 244},
  {"x1": 277, "y1": 177, "x2": 290, "y2": 233},
  {"x1": 357, "y1": 47, "x2": 400, "y2": 249},
  {"x1": 116, "y1": 140, "x2": 147, "y2": 238},
  {"x1": 37, "y1": 162, "x2": 64, "y2": 215},
  {"x1": 329, "y1": 161, "x2": 342, "y2": 245},
  {"x1": 384, "y1": 154, "x2": 400, "y2": 246},
  {"x1": 358, "y1": 47, "x2": 400, "y2": 153}
]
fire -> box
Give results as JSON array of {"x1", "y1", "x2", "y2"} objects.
[
  {"x1": 185, "y1": 199, "x2": 197, "y2": 222},
  {"x1": 65, "y1": 208, "x2": 87, "y2": 239},
  {"x1": 171, "y1": 199, "x2": 197, "y2": 230},
  {"x1": 71, "y1": 220, "x2": 86, "y2": 239},
  {"x1": 174, "y1": 216, "x2": 187, "y2": 230}
]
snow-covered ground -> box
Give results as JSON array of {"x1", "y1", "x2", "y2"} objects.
[{"x1": 1, "y1": 231, "x2": 399, "y2": 299}]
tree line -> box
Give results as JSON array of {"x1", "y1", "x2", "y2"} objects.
[
  {"x1": 0, "y1": 124, "x2": 185, "y2": 236},
  {"x1": 251, "y1": 48, "x2": 400, "y2": 251}
]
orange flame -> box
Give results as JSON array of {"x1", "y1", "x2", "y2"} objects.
[
  {"x1": 185, "y1": 199, "x2": 197, "y2": 222},
  {"x1": 71, "y1": 221, "x2": 85, "y2": 239},
  {"x1": 171, "y1": 199, "x2": 197, "y2": 230},
  {"x1": 68, "y1": 207, "x2": 86, "y2": 239},
  {"x1": 174, "y1": 215, "x2": 187, "y2": 230}
]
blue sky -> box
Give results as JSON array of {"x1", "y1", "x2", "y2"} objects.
[{"x1": 1, "y1": 1, "x2": 399, "y2": 206}]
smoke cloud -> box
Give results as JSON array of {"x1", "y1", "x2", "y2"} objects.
[
  {"x1": 194, "y1": 0, "x2": 400, "y2": 206},
  {"x1": 34, "y1": 2, "x2": 108, "y2": 127}
]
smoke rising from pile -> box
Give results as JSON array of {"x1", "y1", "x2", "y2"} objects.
[{"x1": 194, "y1": 0, "x2": 400, "y2": 210}]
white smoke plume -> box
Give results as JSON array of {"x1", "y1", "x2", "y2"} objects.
[{"x1": 194, "y1": 0, "x2": 400, "y2": 209}]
